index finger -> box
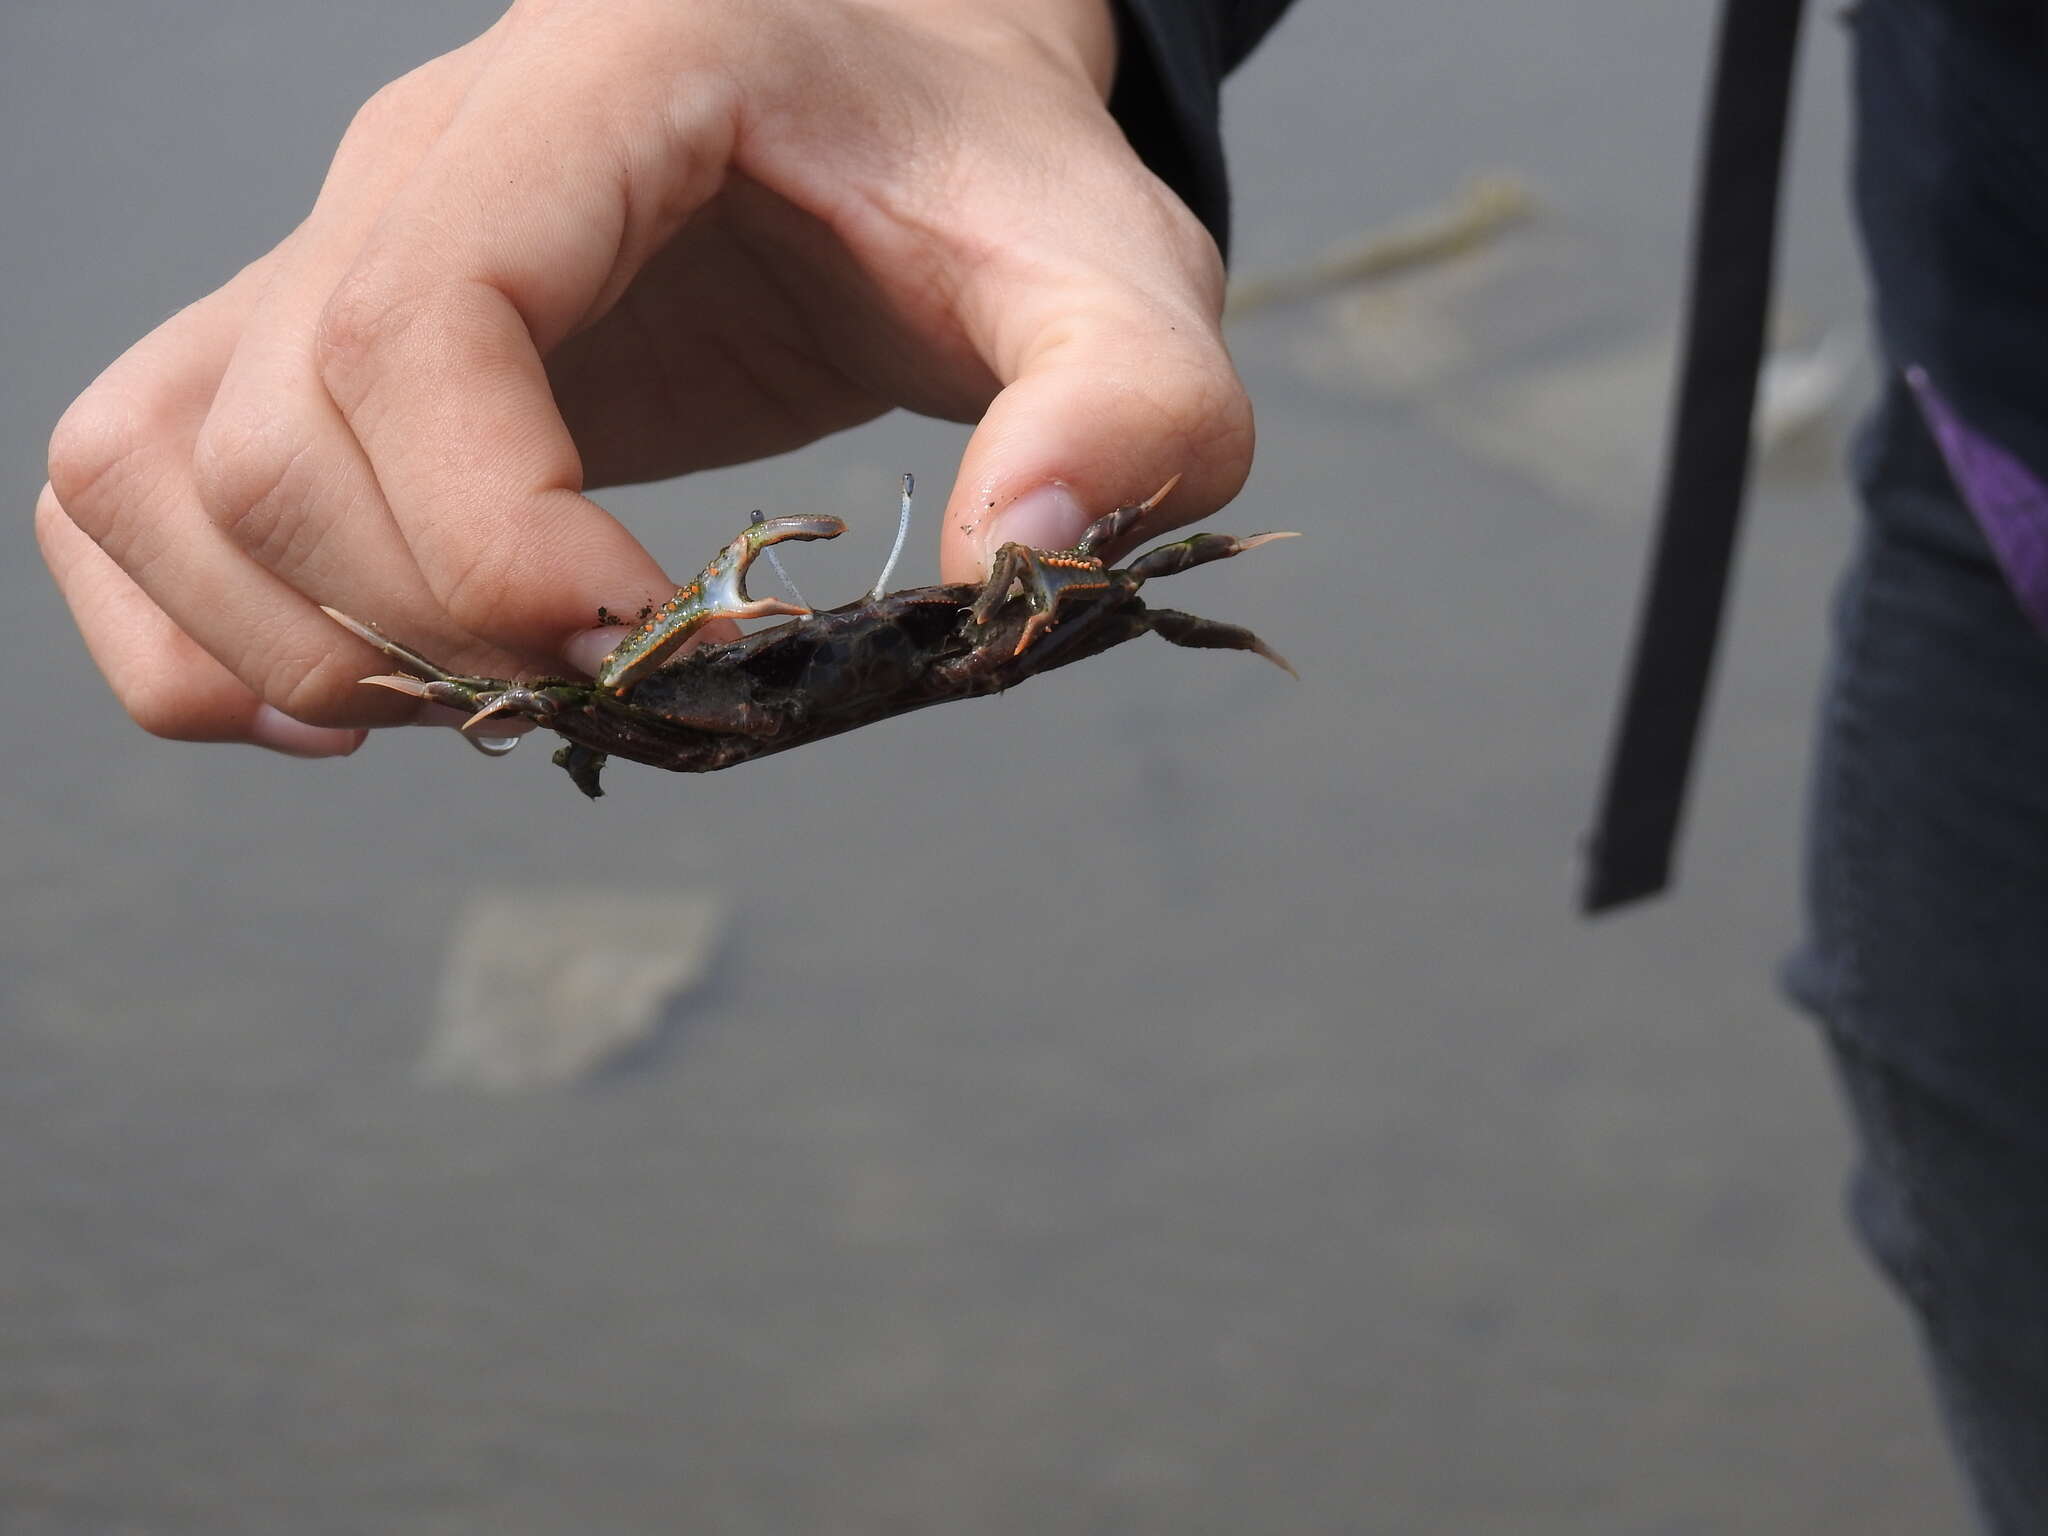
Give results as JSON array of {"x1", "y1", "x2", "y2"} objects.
[{"x1": 314, "y1": 42, "x2": 741, "y2": 660}]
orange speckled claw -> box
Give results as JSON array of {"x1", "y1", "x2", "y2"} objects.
[
  {"x1": 970, "y1": 542, "x2": 1116, "y2": 656},
  {"x1": 594, "y1": 514, "x2": 846, "y2": 693}
]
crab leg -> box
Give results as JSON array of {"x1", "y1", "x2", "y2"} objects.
[
  {"x1": 595, "y1": 513, "x2": 846, "y2": 692},
  {"x1": 1122, "y1": 530, "x2": 1297, "y2": 583},
  {"x1": 320, "y1": 605, "x2": 481, "y2": 687},
  {"x1": 320, "y1": 606, "x2": 552, "y2": 755},
  {"x1": 1074, "y1": 473, "x2": 1183, "y2": 558},
  {"x1": 459, "y1": 687, "x2": 561, "y2": 732},
  {"x1": 1145, "y1": 607, "x2": 1298, "y2": 678},
  {"x1": 970, "y1": 542, "x2": 1119, "y2": 655}
]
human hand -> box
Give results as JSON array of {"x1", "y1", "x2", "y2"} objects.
[{"x1": 39, "y1": 0, "x2": 1254, "y2": 755}]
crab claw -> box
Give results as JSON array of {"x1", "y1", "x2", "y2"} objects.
[
  {"x1": 595, "y1": 513, "x2": 847, "y2": 692},
  {"x1": 1121, "y1": 530, "x2": 1299, "y2": 584},
  {"x1": 461, "y1": 688, "x2": 558, "y2": 734},
  {"x1": 1074, "y1": 473, "x2": 1185, "y2": 559},
  {"x1": 359, "y1": 673, "x2": 437, "y2": 701},
  {"x1": 327, "y1": 609, "x2": 545, "y2": 760},
  {"x1": 360, "y1": 673, "x2": 492, "y2": 712},
  {"x1": 970, "y1": 543, "x2": 1115, "y2": 656},
  {"x1": 1146, "y1": 607, "x2": 1299, "y2": 678}
]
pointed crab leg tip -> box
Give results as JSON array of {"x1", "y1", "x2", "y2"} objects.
[
  {"x1": 360, "y1": 673, "x2": 436, "y2": 699},
  {"x1": 1012, "y1": 613, "x2": 1057, "y2": 656},
  {"x1": 322, "y1": 607, "x2": 383, "y2": 643},
  {"x1": 461, "y1": 700, "x2": 522, "y2": 733},
  {"x1": 1246, "y1": 638, "x2": 1300, "y2": 678},
  {"x1": 1244, "y1": 531, "x2": 1302, "y2": 547}
]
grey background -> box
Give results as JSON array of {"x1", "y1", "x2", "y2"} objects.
[{"x1": 2, "y1": 2, "x2": 1968, "y2": 1531}]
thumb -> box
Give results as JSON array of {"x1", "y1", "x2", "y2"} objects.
[{"x1": 937, "y1": 313, "x2": 1255, "y2": 584}]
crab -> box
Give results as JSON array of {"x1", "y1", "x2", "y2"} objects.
[{"x1": 322, "y1": 477, "x2": 1297, "y2": 799}]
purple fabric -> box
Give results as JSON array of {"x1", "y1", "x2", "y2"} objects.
[{"x1": 1906, "y1": 365, "x2": 2048, "y2": 636}]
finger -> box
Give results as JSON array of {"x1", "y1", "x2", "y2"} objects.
[
  {"x1": 49, "y1": 267, "x2": 429, "y2": 732},
  {"x1": 195, "y1": 43, "x2": 534, "y2": 691},
  {"x1": 711, "y1": 10, "x2": 1254, "y2": 582},
  {"x1": 36, "y1": 486, "x2": 365, "y2": 757},
  {"x1": 935, "y1": 247, "x2": 1253, "y2": 583},
  {"x1": 312, "y1": 29, "x2": 742, "y2": 660}
]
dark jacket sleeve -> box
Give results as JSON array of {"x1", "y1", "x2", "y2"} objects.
[{"x1": 1108, "y1": 0, "x2": 1298, "y2": 259}]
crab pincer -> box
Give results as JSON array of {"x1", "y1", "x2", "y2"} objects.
[
  {"x1": 317, "y1": 605, "x2": 530, "y2": 755},
  {"x1": 964, "y1": 476, "x2": 1187, "y2": 658},
  {"x1": 593, "y1": 514, "x2": 846, "y2": 692}
]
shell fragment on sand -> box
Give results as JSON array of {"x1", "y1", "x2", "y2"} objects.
[{"x1": 422, "y1": 887, "x2": 724, "y2": 1093}]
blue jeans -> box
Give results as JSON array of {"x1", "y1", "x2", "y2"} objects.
[{"x1": 1784, "y1": 2, "x2": 2048, "y2": 1527}]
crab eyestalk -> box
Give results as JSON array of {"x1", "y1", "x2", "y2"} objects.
[{"x1": 594, "y1": 514, "x2": 846, "y2": 693}]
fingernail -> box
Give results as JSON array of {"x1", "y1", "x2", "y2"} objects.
[
  {"x1": 251, "y1": 704, "x2": 368, "y2": 759},
  {"x1": 563, "y1": 626, "x2": 621, "y2": 679},
  {"x1": 976, "y1": 483, "x2": 1088, "y2": 570},
  {"x1": 562, "y1": 616, "x2": 742, "y2": 679}
]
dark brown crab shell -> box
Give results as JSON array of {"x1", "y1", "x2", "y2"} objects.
[{"x1": 331, "y1": 507, "x2": 1295, "y2": 798}]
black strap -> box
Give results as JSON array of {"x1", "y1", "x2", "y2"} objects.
[{"x1": 1580, "y1": 0, "x2": 1811, "y2": 913}]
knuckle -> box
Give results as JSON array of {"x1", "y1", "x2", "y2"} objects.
[
  {"x1": 340, "y1": 73, "x2": 430, "y2": 152},
  {"x1": 271, "y1": 658, "x2": 367, "y2": 730},
  {"x1": 315, "y1": 260, "x2": 438, "y2": 401},
  {"x1": 235, "y1": 620, "x2": 372, "y2": 730},
  {"x1": 314, "y1": 268, "x2": 398, "y2": 381},
  {"x1": 191, "y1": 404, "x2": 304, "y2": 556},
  {"x1": 433, "y1": 537, "x2": 527, "y2": 640},
  {"x1": 316, "y1": 262, "x2": 482, "y2": 420},
  {"x1": 47, "y1": 389, "x2": 153, "y2": 526},
  {"x1": 327, "y1": 56, "x2": 471, "y2": 183}
]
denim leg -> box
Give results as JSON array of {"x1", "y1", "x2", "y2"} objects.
[
  {"x1": 1788, "y1": 377, "x2": 2048, "y2": 1531},
  {"x1": 1823, "y1": 1037, "x2": 2048, "y2": 1533},
  {"x1": 1783, "y1": 3, "x2": 2048, "y2": 1524}
]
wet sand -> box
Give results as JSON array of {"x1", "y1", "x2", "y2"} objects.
[{"x1": 1, "y1": 2, "x2": 1965, "y2": 1530}]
